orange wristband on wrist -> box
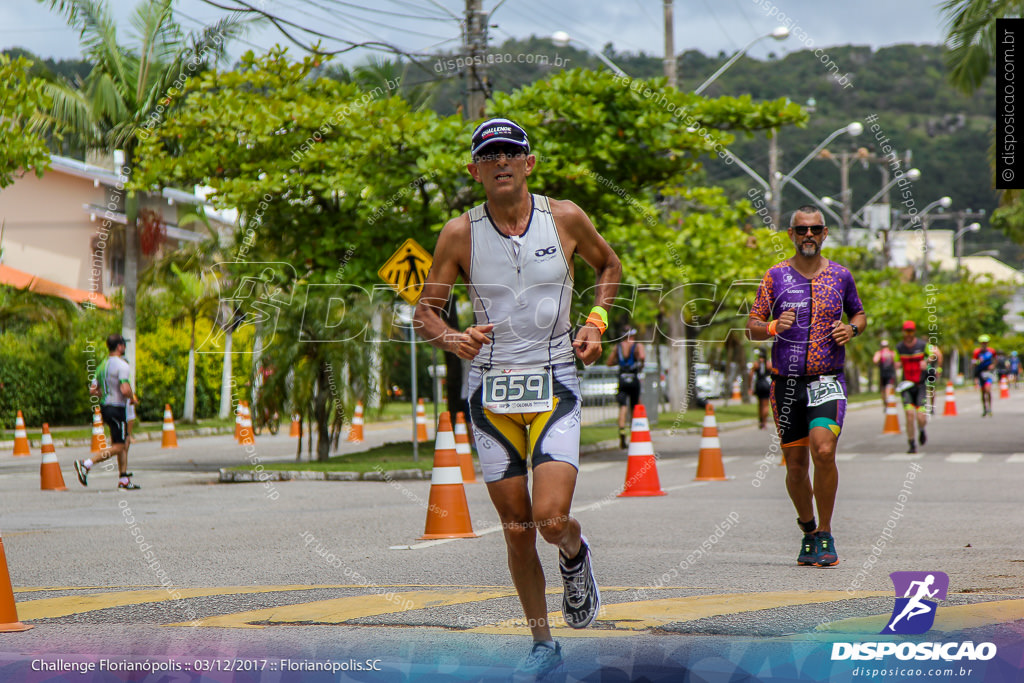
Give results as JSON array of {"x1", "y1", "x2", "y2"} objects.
[
  {"x1": 767, "y1": 320, "x2": 778, "y2": 337},
  {"x1": 585, "y1": 312, "x2": 607, "y2": 334}
]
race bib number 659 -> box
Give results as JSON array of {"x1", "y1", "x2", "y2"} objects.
[{"x1": 482, "y1": 367, "x2": 553, "y2": 414}]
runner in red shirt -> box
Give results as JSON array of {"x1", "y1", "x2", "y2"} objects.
[{"x1": 895, "y1": 320, "x2": 928, "y2": 453}]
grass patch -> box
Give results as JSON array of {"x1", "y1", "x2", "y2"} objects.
[{"x1": 229, "y1": 441, "x2": 434, "y2": 473}]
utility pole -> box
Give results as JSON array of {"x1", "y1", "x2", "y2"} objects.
[
  {"x1": 464, "y1": 0, "x2": 489, "y2": 120},
  {"x1": 664, "y1": 0, "x2": 676, "y2": 87},
  {"x1": 768, "y1": 132, "x2": 781, "y2": 228}
]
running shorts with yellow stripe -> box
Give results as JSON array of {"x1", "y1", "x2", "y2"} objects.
[
  {"x1": 468, "y1": 363, "x2": 582, "y2": 483},
  {"x1": 770, "y1": 372, "x2": 848, "y2": 448}
]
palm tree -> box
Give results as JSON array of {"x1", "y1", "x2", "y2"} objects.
[
  {"x1": 942, "y1": 1, "x2": 1024, "y2": 242},
  {"x1": 942, "y1": 0, "x2": 1024, "y2": 93},
  {"x1": 166, "y1": 263, "x2": 220, "y2": 422},
  {"x1": 259, "y1": 285, "x2": 392, "y2": 461},
  {"x1": 34, "y1": 0, "x2": 250, "y2": 386},
  {"x1": 142, "y1": 205, "x2": 240, "y2": 418}
]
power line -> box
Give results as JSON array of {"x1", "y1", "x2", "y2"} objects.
[
  {"x1": 194, "y1": 0, "x2": 438, "y2": 68},
  {"x1": 305, "y1": 0, "x2": 455, "y2": 22},
  {"x1": 292, "y1": 0, "x2": 454, "y2": 41},
  {"x1": 379, "y1": 0, "x2": 454, "y2": 19}
]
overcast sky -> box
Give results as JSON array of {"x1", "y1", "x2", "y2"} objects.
[{"x1": 4, "y1": 0, "x2": 949, "y2": 66}]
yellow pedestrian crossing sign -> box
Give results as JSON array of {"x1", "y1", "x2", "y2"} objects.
[{"x1": 378, "y1": 238, "x2": 433, "y2": 305}]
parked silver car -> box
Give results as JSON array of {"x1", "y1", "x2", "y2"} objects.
[{"x1": 694, "y1": 363, "x2": 727, "y2": 399}]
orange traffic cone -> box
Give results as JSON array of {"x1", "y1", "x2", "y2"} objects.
[
  {"x1": 0, "y1": 534, "x2": 31, "y2": 632},
  {"x1": 419, "y1": 412, "x2": 476, "y2": 539},
  {"x1": 234, "y1": 403, "x2": 242, "y2": 441},
  {"x1": 161, "y1": 404, "x2": 178, "y2": 448},
  {"x1": 12, "y1": 411, "x2": 30, "y2": 457},
  {"x1": 942, "y1": 382, "x2": 958, "y2": 416},
  {"x1": 619, "y1": 404, "x2": 666, "y2": 496},
  {"x1": 882, "y1": 392, "x2": 901, "y2": 434},
  {"x1": 348, "y1": 401, "x2": 364, "y2": 443},
  {"x1": 289, "y1": 413, "x2": 301, "y2": 437},
  {"x1": 90, "y1": 406, "x2": 106, "y2": 453},
  {"x1": 454, "y1": 412, "x2": 476, "y2": 484},
  {"x1": 694, "y1": 403, "x2": 728, "y2": 481},
  {"x1": 1000, "y1": 376, "x2": 1010, "y2": 399},
  {"x1": 731, "y1": 378, "x2": 742, "y2": 402},
  {"x1": 39, "y1": 424, "x2": 67, "y2": 492},
  {"x1": 415, "y1": 399, "x2": 429, "y2": 443},
  {"x1": 238, "y1": 401, "x2": 254, "y2": 445}
]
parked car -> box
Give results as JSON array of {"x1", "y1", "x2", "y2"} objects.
[
  {"x1": 579, "y1": 366, "x2": 620, "y2": 405},
  {"x1": 694, "y1": 363, "x2": 726, "y2": 399}
]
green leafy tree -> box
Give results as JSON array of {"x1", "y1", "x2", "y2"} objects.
[
  {"x1": 486, "y1": 69, "x2": 805, "y2": 405},
  {"x1": 34, "y1": 0, "x2": 249, "y2": 387},
  {"x1": 0, "y1": 54, "x2": 53, "y2": 189}
]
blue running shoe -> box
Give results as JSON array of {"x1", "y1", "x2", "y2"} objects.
[
  {"x1": 798, "y1": 533, "x2": 817, "y2": 565},
  {"x1": 815, "y1": 532, "x2": 838, "y2": 567}
]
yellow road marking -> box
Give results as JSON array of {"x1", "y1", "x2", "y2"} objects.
[
  {"x1": 14, "y1": 586, "x2": 127, "y2": 593},
  {"x1": 16, "y1": 586, "x2": 325, "y2": 620},
  {"x1": 172, "y1": 589, "x2": 520, "y2": 628},
  {"x1": 815, "y1": 598, "x2": 1024, "y2": 635},
  {"x1": 467, "y1": 591, "x2": 890, "y2": 638}
]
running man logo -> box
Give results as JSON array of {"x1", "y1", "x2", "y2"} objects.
[
  {"x1": 378, "y1": 238, "x2": 432, "y2": 305},
  {"x1": 881, "y1": 571, "x2": 949, "y2": 635}
]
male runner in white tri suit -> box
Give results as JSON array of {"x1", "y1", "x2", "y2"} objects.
[{"x1": 414, "y1": 118, "x2": 621, "y2": 679}]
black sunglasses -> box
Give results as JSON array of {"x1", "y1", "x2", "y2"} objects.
[{"x1": 792, "y1": 225, "x2": 825, "y2": 236}]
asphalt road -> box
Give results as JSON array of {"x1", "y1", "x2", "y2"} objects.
[{"x1": 0, "y1": 387, "x2": 1021, "y2": 681}]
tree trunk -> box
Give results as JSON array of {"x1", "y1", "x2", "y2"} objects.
[
  {"x1": 316, "y1": 363, "x2": 330, "y2": 461},
  {"x1": 367, "y1": 310, "x2": 383, "y2": 409},
  {"x1": 665, "y1": 312, "x2": 689, "y2": 413},
  {"x1": 184, "y1": 317, "x2": 196, "y2": 422},
  {"x1": 218, "y1": 328, "x2": 233, "y2": 418},
  {"x1": 123, "y1": 188, "x2": 139, "y2": 388}
]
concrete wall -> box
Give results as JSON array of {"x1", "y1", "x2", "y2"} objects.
[{"x1": 0, "y1": 171, "x2": 105, "y2": 292}]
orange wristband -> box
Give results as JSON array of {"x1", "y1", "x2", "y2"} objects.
[
  {"x1": 767, "y1": 320, "x2": 778, "y2": 337},
  {"x1": 585, "y1": 312, "x2": 607, "y2": 335}
]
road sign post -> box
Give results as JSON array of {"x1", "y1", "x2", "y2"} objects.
[{"x1": 380, "y1": 240, "x2": 433, "y2": 463}]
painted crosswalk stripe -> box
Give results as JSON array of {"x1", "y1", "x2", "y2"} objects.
[
  {"x1": 168, "y1": 588, "x2": 520, "y2": 628},
  {"x1": 947, "y1": 453, "x2": 983, "y2": 463},
  {"x1": 16, "y1": 586, "x2": 324, "y2": 621},
  {"x1": 464, "y1": 591, "x2": 890, "y2": 638},
  {"x1": 835, "y1": 453, "x2": 859, "y2": 461},
  {"x1": 882, "y1": 453, "x2": 923, "y2": 461},
  {"x1": 1007, "y1": 454, "x2": 1024, "y2": 463}
]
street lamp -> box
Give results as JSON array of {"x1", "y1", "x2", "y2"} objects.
[
  {"x1": 955, "y1": 221, "x2": 981, "y2": 277},
  {"x1": 852, "y1": 167, "x2": 921, "y2": 226},
  {"x1": 916, "y1": 196, "x2": 952, "y2": 287},
  {"x1": 775, "y1": 172, "x2": 844, "y2": 229},
  {"x1": 694, "y1": 27, "x2": 789, "y2": 95},
  {"x1": 551, "y1": 31, "x2": 628, "y2": 77},
  {"x1": 777, "y1": 122, "x2": 864, "y2": 191}
]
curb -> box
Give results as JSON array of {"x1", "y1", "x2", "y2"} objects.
[
  {"x1": 216, "y1": 398, "x2": 895, "y2": 484},
  {"x1": 219, "y1": 468, "x2": 431, "y2": 483},
  {"x1": 1, "y1": 425, "x2": 236, "y2": 450}
]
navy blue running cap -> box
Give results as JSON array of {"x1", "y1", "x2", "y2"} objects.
[{"x1": 471, "y1": 118, "x2": 530, "y2": 157}]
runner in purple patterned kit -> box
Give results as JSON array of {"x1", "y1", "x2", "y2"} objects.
[{"x1": 748, "y1": 206, "x2": 867, "y2": 568}]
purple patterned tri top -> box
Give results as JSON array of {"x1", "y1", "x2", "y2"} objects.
[{"x1": 750, "y1": 259, "x2": 865, "y2": 377}]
